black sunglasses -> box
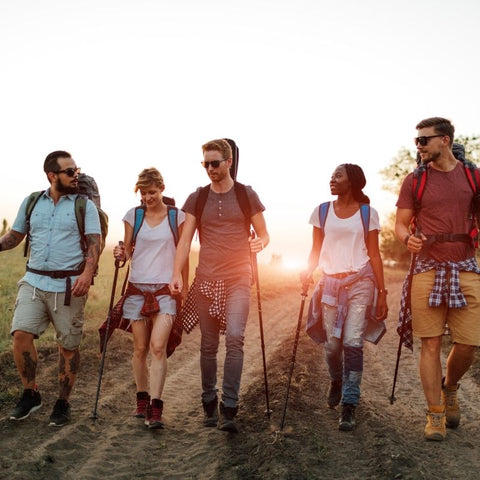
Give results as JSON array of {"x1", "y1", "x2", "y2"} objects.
[
  {"x1": 202, "y1": 159, "x2": 227, "y2": 169},
  {"x1": 53, "y1": 167, "x2": 81, "y2": 177},
  {"x1": 414, "y1": 135, "x2": 445, "y2": 147}
]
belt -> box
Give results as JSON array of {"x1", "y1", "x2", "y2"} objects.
[
  {"x1": 26, "y1": 265, "x2": 84, "y2": 305},
  {"x1": 328, "y1": 271, "x2": 357, "y2": 279}
]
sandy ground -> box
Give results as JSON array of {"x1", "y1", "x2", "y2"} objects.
[{"x1": 1, "y1": 278, "x2": 480, "y2": 480}]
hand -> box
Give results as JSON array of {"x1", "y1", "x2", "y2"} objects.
[
  {"x1": 249, "y1": 236, "x2": 264, "y2": 254},
  {"x1": 406, "y1": 232, "x2": 426, "y2": 254},
  {"x1": 113, "y1": 242, "x2": 126, "y2": 261},
  {"x1": 169, "y1": 275, "x2": 183, "y2": 295},
  {"x1": 375, "y1": 294, "x2": 388, "y2": 321},
  {"x1": 71, "y1": 271, "x2": 93, "y2": 297}
]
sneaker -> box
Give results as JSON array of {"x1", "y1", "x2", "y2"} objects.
[
  {"x1": 49, "y1": 399, "x2": 71, "y2": 427},
  {"x1": 339, "y1": 403, "x2": 356, "y2": 431},
  {"x1": 145, "y1": 399, "x2": 164, "y2": 429},
  {"x1": 424, "y1": 407, "x2": 446, "y2": 441},
  {"x1": 441, "y1": 378, "x2": 460, "y2": 429},
  {"x1": 9, "y1": 389, "x2": 42, "y2": 420},
  {"x1": 218, "y1": 402, "x2": 238, "y2": 433},
  {"x1": 202, "y1": 396, "x2": 219, "y2": 427},
  {"x1": 327, "y1": 380, "x2": 342, "y2": 408},
  {"x1": 133, "y1": 391, "x2": 150, "y2": 418}
]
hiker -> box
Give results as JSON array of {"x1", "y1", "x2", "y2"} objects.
[
  {"x1": 302, "y1": 163, "x2": 388, "y2": 431},
  {"x1": 395, "y1": 117, "x2": 480, "y2": 441},
  {"x1": 113, "y1": 167, "x2": 187, "y2": 429},
  {"x1": 169, "y1": 138, "x2": 269, "y2": 433},
  {"x1": 0, "y1": 151, "x2": 101, "y2": 426}
]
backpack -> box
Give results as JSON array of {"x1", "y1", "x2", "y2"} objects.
[
  {"x1": 318, "y1": 202, "x2": 370, "y2": 242},
  {"x1": 24, "y1": 174, "x2": 109, "y2": 260},
  {"x1": 194, "y1": 181, "x2": 252, "y2": 240},
  {"x1": 411, "y1": 143, "x2": 480, "y2": 246},
  {"x1": 132, "y1": 202, "x2": 179, "y2": 248}
]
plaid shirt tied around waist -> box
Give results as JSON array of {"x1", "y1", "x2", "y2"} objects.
[
  {"x1": 398, "y1": 256, "x2": 480, "y2": 350},
  {"x1": 182, "y1": 278, "x2": 227, "y2": 334}
]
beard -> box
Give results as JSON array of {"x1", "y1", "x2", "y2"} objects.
[{"x1": 57, "y1": 176, "x2": 79, "y2": 194}]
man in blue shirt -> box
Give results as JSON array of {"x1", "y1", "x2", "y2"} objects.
[{"x1": 0, "y1": 150, "x2": 101, "y2": 426}]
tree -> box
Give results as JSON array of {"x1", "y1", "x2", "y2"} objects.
[{"x1": 378, "y1": 135, "x2": 480, "y2": 263}]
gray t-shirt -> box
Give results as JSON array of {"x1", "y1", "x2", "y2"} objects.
[{"x1": 183, "y1": 184, "x2": 265, "y2": 282}]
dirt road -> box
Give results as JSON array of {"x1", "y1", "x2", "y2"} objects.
[{"x1": 1, "y1": 278, "x2": 480, "y2": 479}]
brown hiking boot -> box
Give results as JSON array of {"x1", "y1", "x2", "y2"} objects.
[
  {"x1": 441, "y1": 379, "x2": 460, "y2": 429},
  {"x1": 133, "y1": 391, "x2": 150, "y2": 418},
  {"x1": 424, "y1": 406, "x2": 446, "y2": 441}
]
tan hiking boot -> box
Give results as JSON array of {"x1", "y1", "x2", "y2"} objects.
[
  {"x1": 441, "y1": 380, "x2": 460, "y2": 429},
  {"x1": 424, "y1": 406, "x2": 446, "y2": 441}
]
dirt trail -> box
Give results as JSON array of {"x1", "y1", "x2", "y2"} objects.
[{"x1": 1, "y1": 280, "x2": 480, "y2": 479}]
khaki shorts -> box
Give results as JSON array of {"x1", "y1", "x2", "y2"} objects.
[
  {"x1": 411, "y1": 270, "x2": 480, "y2": 345},
  {"x1": 11, "y1": 281, "x2": 87, "y2": 350}
]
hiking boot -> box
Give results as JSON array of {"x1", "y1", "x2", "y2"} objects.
[
  {"x1": 339, "y1": 403, "x2": 356, "y2": 431},
  {"x1": 9, "y1": 388, "x2": 42, "y2": 420},
  {"x1": 202, "y1": 396, "x2": 219, "y2": 427},
  {"x1": 133, "y1": 391, "x2": 150, "y2": 418},
  {"x1": 218, "y1": 402, "x2": 239, "y2": 433},
  {"x1": 441, "y1": 378, "x2": 460, "y2": 429},
  {"x1": 424, "y1": 406, "x2": 446, "y2": 441},
  {"x1": 145, "y1": 399, "x2": 164, "y2": 429},
  {"x1": 327, "y1": 380, "x2": 342, "y2": 408},
  {"x1": 49, "y1": 399, "x2": 71, "y2": 427}
]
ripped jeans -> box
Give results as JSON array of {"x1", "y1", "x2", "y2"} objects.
[{"x1": 322, "y1": 277, "x2": 374, "y2": 406}]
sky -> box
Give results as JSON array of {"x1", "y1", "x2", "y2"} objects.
[{"x1": 1, "y1": 0, "x2": 479, "y2": 267}]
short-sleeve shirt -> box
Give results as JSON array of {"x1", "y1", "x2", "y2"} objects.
[
  {"x1": 183, "y1": 184, "x2": 265, "y2": 282},
  {"x1": 123, "y1": 207, "x2": 185, "y2": 284},
  {"x1": 12, "y1": 190, "x2": 101, "y2": 292},
  {"x1": 396, "y1": 162, "x2": 475, "y2": 262},
  {"x1": 309, "y1": 202, "x2": 380, "y2": 274}
]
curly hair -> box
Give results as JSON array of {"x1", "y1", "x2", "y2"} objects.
[{"x1": 340, "y1": 163, "x2": 370, "y2": 204}]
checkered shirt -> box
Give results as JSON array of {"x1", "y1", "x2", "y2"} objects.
[
  {"x1": 398, "y1": 256, "x2": 480, "y2": 350},
  {"x1": 181, "y1": 278, "x2": 227, "y2": 334}
]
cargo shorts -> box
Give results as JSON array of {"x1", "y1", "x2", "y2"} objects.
[{"x1": 11, "y1": 281, "x2": 87, "y2": 350}]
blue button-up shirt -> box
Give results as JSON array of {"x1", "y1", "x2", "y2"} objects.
[{"x1": 12, "y1": 190, "x2": 101, "y2": 292}]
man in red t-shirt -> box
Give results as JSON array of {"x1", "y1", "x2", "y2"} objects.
[{"x1": 395, "y1": 117, "x2": 480, "y2": 441}]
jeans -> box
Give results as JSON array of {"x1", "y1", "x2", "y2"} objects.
[
  {"x1": 197, "y1": 279, "x2": 251, "y2": 408},
  {"x1": 322, "y1": 276, "x2": 374, "y2": 406}
]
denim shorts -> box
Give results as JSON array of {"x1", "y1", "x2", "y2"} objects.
[{"x1": 122, "y1": 283, "x2": 176, "y2": 321}]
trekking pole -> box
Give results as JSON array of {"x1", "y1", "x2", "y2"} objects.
[
  {"x1": 91, "y1": 242, "x2": 124, "y2": 420},
  {"x1": 280, "y1": 282, "x2": 309, "y2": 431},
  {"x1": 389, "y1": 229, "x2": 421, "y2": 405},
  {"x1": 251, "y1": 249, "x2": 272, "y2": 418}
]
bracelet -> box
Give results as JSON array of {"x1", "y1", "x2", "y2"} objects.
[
  {"x1": 404, "y1": 234, "x2": 411, "y2": 246},
  {"x1": 378, "y1": 288, "x2": 388, "y2": 295}
]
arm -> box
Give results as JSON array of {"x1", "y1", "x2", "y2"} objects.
[
  {"x1": 178, "y1": 222, "x2": 190, "y2": 302},
  {"x1": 366, "y1": 229, "x2": 388, "y2": 321},
  {"x1": 301, "y1": 226, "x2": 323, "y2": 286},
  {"x1": 169, "y1": 212, "x2": 196, "y2": 294},
  {"x1": 0, "y1": 230, "x2": 26, "y2": 251},
  {"x1": 72, "y1": 233, "x2": 101, "y2": 296},
  {"x1": 249, "y1": 211, "x2": 269, "y2": 253},
  {"x1": 395, "y1": 207, "x2": 424, "y2": 253}
]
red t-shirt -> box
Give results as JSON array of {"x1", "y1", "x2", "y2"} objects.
[{"x1": 396, "y1": 162, "x2": 475, "y2": 262}]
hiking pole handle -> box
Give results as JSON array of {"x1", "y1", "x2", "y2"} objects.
[{"x1": 114, "y1": 240, "x2": 127, "y2": 269}]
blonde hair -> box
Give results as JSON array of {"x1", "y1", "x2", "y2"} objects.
[{"x1": 134, "y1": 167, "x2": 165, "y2": 193}]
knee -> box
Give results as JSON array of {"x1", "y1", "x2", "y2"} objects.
[
  {"x1": 421, "y1": 337, "x2": 442, "y2": 355},
  {"x1": 226, "y1": 332, "x2": 244, "y2": 352},
  {"x1": 13, "y1": 330, "x2": 34, "y2": 348},
  {"x1": 133, "y1": 343, "x2": 149, "y2": 360},
  {"x1": 150, "y1": 341, "x2": 167, "y2": 359}
]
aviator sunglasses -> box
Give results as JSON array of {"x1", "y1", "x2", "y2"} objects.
[
  {"x1": 414, "y1": 135, "x2": 445, "y2": 147},
  {"x1": 202, "y1": 159, "x2": 228, "y2": 169},
  {"x1": 53, "y1": 167, "x2": 81, "y2": 177}
]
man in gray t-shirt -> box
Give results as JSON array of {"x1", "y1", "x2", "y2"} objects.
[{"x1": 170, "y1": 139, "x2": 269, "y2": 433}]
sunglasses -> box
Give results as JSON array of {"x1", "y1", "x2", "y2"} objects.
[
  {"x1": 414, "y1": 135, "x2": 445, "y2": 147},
  {"x1": 53, "y1": 167, "x2": 81, "y2": 177},
  {"x1": 202, "y1": 159, "x2": 227, "y2": 169}
]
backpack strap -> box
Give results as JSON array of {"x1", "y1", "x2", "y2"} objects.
[
  {"x1": 167, "y1": 206, "x2": 179, "y2": 246},
  {"x1": 132, "y1": 205, "x2": 146, "y2": 248},
  {"x1": 24, "y1": 191, "x2": 45, "y2": 257},
  {"x1": 195, "y1": 181, "x2": 252, "y2": 239},
  {"x1": 318, "y1": 201, "x2": 370, "y2": 242}
]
